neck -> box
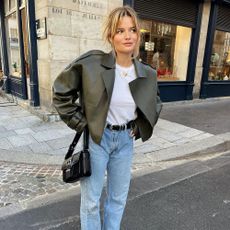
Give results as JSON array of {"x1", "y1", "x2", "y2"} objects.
[{"x1": 116, "y1": 53, "x2": 133, "y2": 67}]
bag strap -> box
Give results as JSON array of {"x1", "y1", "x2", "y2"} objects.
[
  {"x1": 64, "y1": 131, "x2": 82, "y2": 159},
  {"x1": 64, "y1": 90, "x2": 89, "y2": 160}
]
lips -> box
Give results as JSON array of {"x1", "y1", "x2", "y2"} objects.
[{"x1": 123, "y1": 42, "x2": 133, "y2": 46}]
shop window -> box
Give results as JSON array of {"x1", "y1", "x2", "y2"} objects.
[
  {"x1": 209, "y1": 30, "x2": 230, "y2": 81},
  {"x1": 5, "y1": 12, "x2": 21, "y2": 77},
  {"x1": 139, "y1": 19, "x2": 192, "y2": 81}
]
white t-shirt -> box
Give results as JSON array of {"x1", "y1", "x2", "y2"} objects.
[{"x1": 106, "y1": 63, "x2": 137, "y2": 125}]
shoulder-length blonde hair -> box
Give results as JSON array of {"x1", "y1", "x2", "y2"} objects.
[{"x1": 103, "y1": 5, "x2": 141, "y2": 58}]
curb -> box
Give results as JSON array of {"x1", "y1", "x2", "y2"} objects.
[
  {"x1": 0, "y1": 149, "x2": 63, "y2": 166},
  {"x1": 132, "y1": 132, "x2": 230, "y2": 163}
]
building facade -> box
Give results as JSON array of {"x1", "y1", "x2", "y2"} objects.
[{"x1": 0, "y1": 0, "x2": 230, "y2": 112}]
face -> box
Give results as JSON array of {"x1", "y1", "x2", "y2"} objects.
[{"x1": 112, "y1": 16, "x2": 138, "y2": 57}]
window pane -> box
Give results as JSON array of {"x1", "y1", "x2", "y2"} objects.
[
  {"x1": 139, "y1": 19, "x2": 192, "y2": 81},
  {"x1": 6, "y1": 12, "x2": 21, "y2": 77},
  {"x1": 209, "y1": 30, "x2": 230, "y2": 81}
]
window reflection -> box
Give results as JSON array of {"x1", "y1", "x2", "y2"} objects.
[
  {"x1": 6, "y1": 12, "x2": 21, "y2": 77},
  {"x1": 209, "y1": 30, "x2": 230, "y2": 81},
  {"x1": 139, "y1": 19, "x2": 192, "y2": 81}
]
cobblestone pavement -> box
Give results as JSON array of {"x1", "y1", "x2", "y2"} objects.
[
  {"x1": 0, "y1": 160, "x2": 181, "y2": 210},
  {"x1": 0, "y1": 151, "x2": 225, "y2": 212},
  {"x1": 0, "y1": 161, "x2": 75, "y2": 208}
]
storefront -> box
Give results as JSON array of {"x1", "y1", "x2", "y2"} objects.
[
  {"x1": 200, "y1": 0, "x2": 230, "y2": 98},
  {"x1": 125, "y1": 0, "x2": 203, "y2": 101},
  {"x1": 0, "y1": 0, "x2": 229, "y2": 111},
  {"x1": 0, "y1": 0, "x2": 39, "y2": 105}
]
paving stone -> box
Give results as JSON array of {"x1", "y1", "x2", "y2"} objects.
[
  {"x1": 134, "y1": 144, "x2": 162, "y2": 154},
  {"x1": 0, "y1": 130, "x2": 16, "y2": 138},
  {"x1": 190, "y1": 133, "x2": 214, "y2": 141},
  {"x1": 7, "y1": 135, "x2": 38, "y2": 147},
  {"x1": 28, "y1": 142, "x2": 53, "y2": 154},
  {"x1": 49, "y1": 147, "x2": 70, "y2": 155},
  {"x1": 179, "y1": 129, "x2": 204, "y2": 138},
  {"x1": 19, "y1": 116, "x2": 42, "y2": 125},
  {"x1": 154, "y1": 128, "x2": 185, "y2": 142},
  {"x1": 31, "y1": 130, "x2": 66, "y2": 142},
  {"x1": 46, "y1": 134, "x2": 76, "y2": 150},
  {"x1": 15, "y1": 128, "x2": 35, "y2": 135},
  {"x1": 0, "y1": 126, "x2": 6, "y2": 132},
  {"x1": 3, "y1": 118, "x2": 29, "y2": 130},
  {"x1": 0, "y1": 138, "x2": 13, "y2": 150},
  {"x1": 156, "y1": 119, "x2": 191, "y2": 133}
]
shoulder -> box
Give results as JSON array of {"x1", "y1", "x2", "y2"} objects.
[
  {"x1": 138, "y1": 59, "x2": 157, "y2": 75},
  {"x1": 73, "y1": 50, "x2": 106, "y2": 63}
]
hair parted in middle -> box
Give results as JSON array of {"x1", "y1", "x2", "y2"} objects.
[{"x1": 103, "y1": 5, "x2": 141, "y2": 58}]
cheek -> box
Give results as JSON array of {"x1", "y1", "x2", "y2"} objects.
[{"x1": 113, "y1": 37, "x2": 122, "y2": 48}]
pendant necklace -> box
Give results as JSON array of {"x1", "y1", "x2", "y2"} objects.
[{"x1": 117, "y1": 64, "x2": 133, "y2": 78}]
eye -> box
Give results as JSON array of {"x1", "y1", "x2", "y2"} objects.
[
  {"x1": 116, "y1": 29, "x2": 123, "y2": 34},
  {"x1": 130, "y1": 27, "x2": 137, "y2": 33}
]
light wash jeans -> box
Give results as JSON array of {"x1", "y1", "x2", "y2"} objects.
[{"x1": 80, "y1": 127, "x2": 134, "y2": 230}]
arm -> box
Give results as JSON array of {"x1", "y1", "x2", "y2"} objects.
[{"x1": 52, "y1": 62, "x2": 87, "y2": 132}]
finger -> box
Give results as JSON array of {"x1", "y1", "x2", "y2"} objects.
[{"x1": 129, "y1": 130, "x2": 135, "y2": 137}]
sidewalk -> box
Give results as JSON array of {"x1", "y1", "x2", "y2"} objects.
[{"x1": 0, "y1": 95, "x2": 230, "y2": 218}]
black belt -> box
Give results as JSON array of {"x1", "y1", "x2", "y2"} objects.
[{"x1": 106, "y1": 120, "x2": 134, "y2": 131}]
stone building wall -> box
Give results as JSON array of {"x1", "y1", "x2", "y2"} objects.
[
  {"x1": 35, "y1": 0, "x2": 122, "y2": 111},
  {"x1": 193, "y1": 0, "x2": 211, "y2": 98}
]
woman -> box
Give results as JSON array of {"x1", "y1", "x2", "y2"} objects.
[{"x1": 53, "y1": 5, "x2": 162, "y2": 230}]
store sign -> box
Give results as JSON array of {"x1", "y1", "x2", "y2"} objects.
[{"x1": 36, "y1": 18, "x2": 47, "y2": 40}]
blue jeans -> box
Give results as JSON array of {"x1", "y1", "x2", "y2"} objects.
[{"x1": 80, "y1": 127, "x2": 134, "y2": 230}]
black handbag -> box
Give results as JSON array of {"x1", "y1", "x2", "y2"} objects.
[{"x1": 61, "y1": 127, "x2": 91, "y2": 183}]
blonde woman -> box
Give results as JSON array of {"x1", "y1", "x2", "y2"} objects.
[{"x1": 53, "y1": 5, "x2": 162, "y2": 230}]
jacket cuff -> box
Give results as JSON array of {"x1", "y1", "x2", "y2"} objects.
[{"x1": 67, "y1": 112, "x2": 87, "y2": 132}]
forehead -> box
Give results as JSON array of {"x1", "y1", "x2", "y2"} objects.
[{"x1": 117, "y1": 16, "x2": 135, "y2": 27}]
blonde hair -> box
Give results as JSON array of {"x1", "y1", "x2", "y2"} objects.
[{"x1": 103, "y1": 5, "x2": 141, "y2": 58}]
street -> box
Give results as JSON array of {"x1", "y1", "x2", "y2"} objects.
[
  {"x1": 1, "y1": 151, "x2": 230, "y2": 230},
  {"x1": 160, "y1": 99, "x2": 230, "y2": 135}
]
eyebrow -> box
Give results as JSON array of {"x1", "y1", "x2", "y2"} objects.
[{"x1": 116, "y1": 26, "x2": 136, "y2": 30}]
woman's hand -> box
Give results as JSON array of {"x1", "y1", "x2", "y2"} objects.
[{"x1": 129, "y1": 122, "x2": 139, "y2": 138}]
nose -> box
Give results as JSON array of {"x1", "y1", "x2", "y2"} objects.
[{"x1": 124, "y1": 31, "x2": 131, "y2": 39}]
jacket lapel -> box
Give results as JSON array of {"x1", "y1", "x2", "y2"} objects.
[
  {"x1": 130, "y1": 60, "x2": 156, "y2": 127},
  {"x1": 101, "y1": 52, "x2": 116, "y2": 102}
]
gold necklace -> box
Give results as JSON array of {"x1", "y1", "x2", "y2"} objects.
[{"x1": 118, "y1": 65, "x2": 133, "y2": 78}]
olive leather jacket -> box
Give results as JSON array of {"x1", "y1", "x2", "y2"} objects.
[{"x1": 53, "y1": 50, "x2": 162, "y2": 144}]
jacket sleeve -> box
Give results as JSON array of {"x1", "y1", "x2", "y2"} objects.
[
  {"x1": 155, "y1": 85, "x2": 163, "y2": 124},
  {"x1": 52, "y1": 62, "x2": 87, "y2": 132}
]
